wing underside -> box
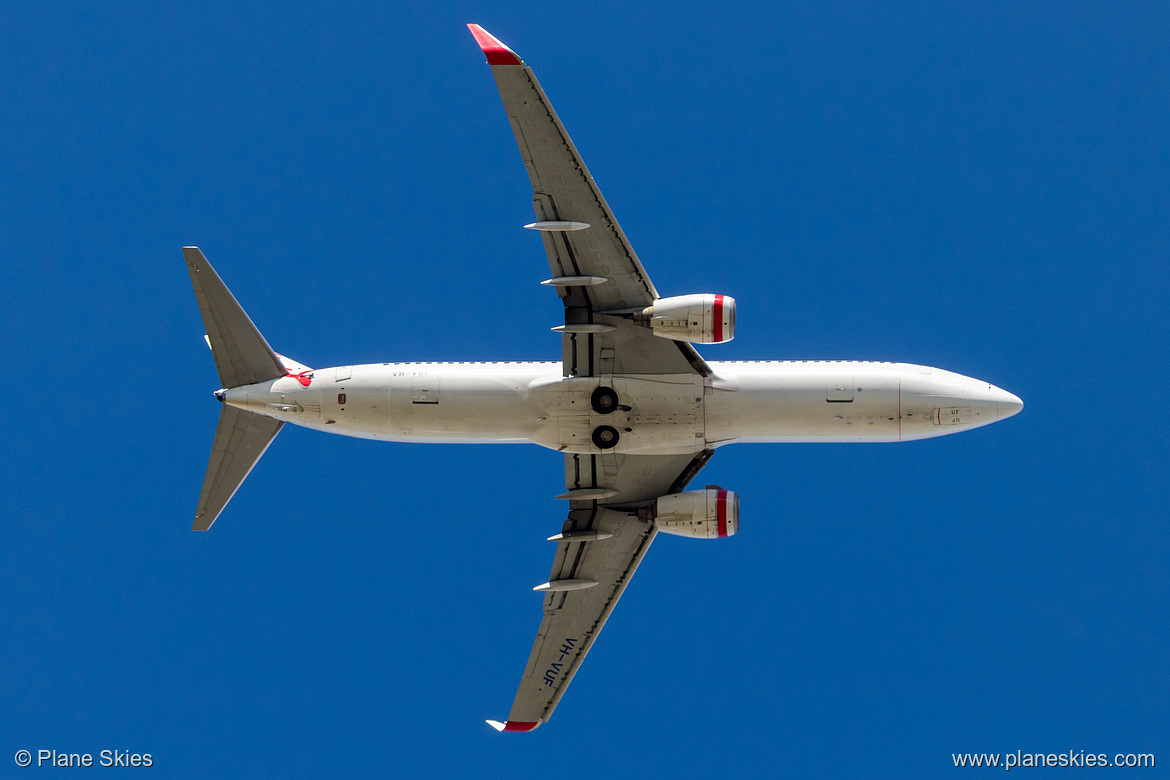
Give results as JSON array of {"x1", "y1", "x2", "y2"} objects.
[
  {"x1": 469, "y1": 24, "x2": 710, "y2": 379},
  {"x1": 491, "y1": 450, "x2": 713, "y2": 731},
  {"x1": 471, "y1": 24, "x2": 719, "y2": 731},
  {"x1": 471, "y1": 26, "x2": 655, "y2": 313},
  {"x1": 498, "y1": 507, "x2": 657, "y2": 729}
]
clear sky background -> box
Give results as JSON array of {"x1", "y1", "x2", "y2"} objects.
[{"x1": 3, "y1": 2, "x2": 1167, "y2": 777}]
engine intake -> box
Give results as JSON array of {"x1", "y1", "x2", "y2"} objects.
[
  {"x1": 633, "y1": 294, "x2": 735, "y2": 344},
  {"x1": 639, "y1": 488, "x2": 739, "y2": 539}
]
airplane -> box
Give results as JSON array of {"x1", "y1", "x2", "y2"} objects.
[{"x1": 182, "y1": 24, "x2": 1023, "y2": 733}]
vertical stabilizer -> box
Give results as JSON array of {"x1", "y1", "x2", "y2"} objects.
[
  {"x1": 194, "y1": 405, "x2": 283, "y2": 531},
  {"x1": 183, "y1": 247, "x2": 286, "y2": 388}
]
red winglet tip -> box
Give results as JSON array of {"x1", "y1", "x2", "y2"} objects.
[
  {"x1": 467, "y1": 24, "x2": 523, "y2": 66},
  {"x1": 504, "y1": 720, "x2": 541, "y2": 733},
  {"x1": 487, "y1": 719, "x2": 540, "y2": 733}
]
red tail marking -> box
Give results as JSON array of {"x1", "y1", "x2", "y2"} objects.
[{"x1": 287, "y1": 371, "x2": 313, "y2": 387}]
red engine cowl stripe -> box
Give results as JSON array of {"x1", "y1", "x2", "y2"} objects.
[
  {"x1": 716, "y1": 489, "x2": 728, "y2": 537},
  {"x1": 713, "y1": 295, "x2": 724, "y2": 342}
]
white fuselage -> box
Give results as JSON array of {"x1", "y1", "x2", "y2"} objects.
[{"x1": 222, "y1": 360, "x2": 1023, "y2": 453}]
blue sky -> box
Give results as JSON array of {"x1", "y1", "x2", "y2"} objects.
[{"x1": 3, "y1": 1, "x2": 1167, "y2": 776}]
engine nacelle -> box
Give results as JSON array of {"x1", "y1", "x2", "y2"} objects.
[
  {"x1": 634, "y1": 294, "x2": 735, "y2": 344},
  {"x1": 641, "y1": 488, "x2": 739, "y2": 539}
]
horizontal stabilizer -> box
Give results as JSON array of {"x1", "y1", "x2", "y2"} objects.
[
  {"x1": 193, "y1": 405, "x2": 283, "y2": 531},
  {"x1": 183, "y1": 247, "x2": 286, "y2": 389}
]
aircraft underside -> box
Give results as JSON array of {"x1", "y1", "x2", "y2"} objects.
[
  {"x1": 181, "y1": 24, "x2": 1021, "y2": 732},
  {"x1": 221, "y1": 360, "x2": 1021, "y2": 452}
]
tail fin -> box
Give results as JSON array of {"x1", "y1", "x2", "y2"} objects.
[
  {"x1": 184, "y1": 246, "x2": 287, "y2": 531},
  {"x1": 183, "y1": 247, "x2": 285, "y2": 388}
]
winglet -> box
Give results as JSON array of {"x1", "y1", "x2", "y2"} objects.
[
  {"x1": 467, "y1": 24, "x2": 523, "y2": 66},
  {"x1": 485, "y1": 719, "x2": 541, "y2": 733}
]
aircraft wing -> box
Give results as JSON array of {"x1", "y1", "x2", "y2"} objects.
[
  {"x1": 469, "y1": 24, "x2": 709, "y2": 377},
  {"x1": 472, "y1": 24, "x2": 719, "y2": 731},
  {"x1": 489, "y1": 450, "x2": 713, "y2": 732}
]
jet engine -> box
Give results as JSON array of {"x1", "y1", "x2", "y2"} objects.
[
  {"x1": 638, "y1": 488, "x2": 739, "y2": 539},
  {"x1": 633, "y1": 294, "x2": 735, "y2": 344}
]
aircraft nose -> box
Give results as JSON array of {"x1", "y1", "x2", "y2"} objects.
[{"x1": 995, "y1": 389, "x2": 1023, "y2": 420}]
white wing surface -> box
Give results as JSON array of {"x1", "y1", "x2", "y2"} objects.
[
  {"x1": 495, "y1": 506, "x2": 655, "y2": 732},
  {"x1": 490, "y1": 451, "x2": 713, "y2": 731},
  {"x1": 469, "y1": 24, "x2": 709, "y2": 378}
]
